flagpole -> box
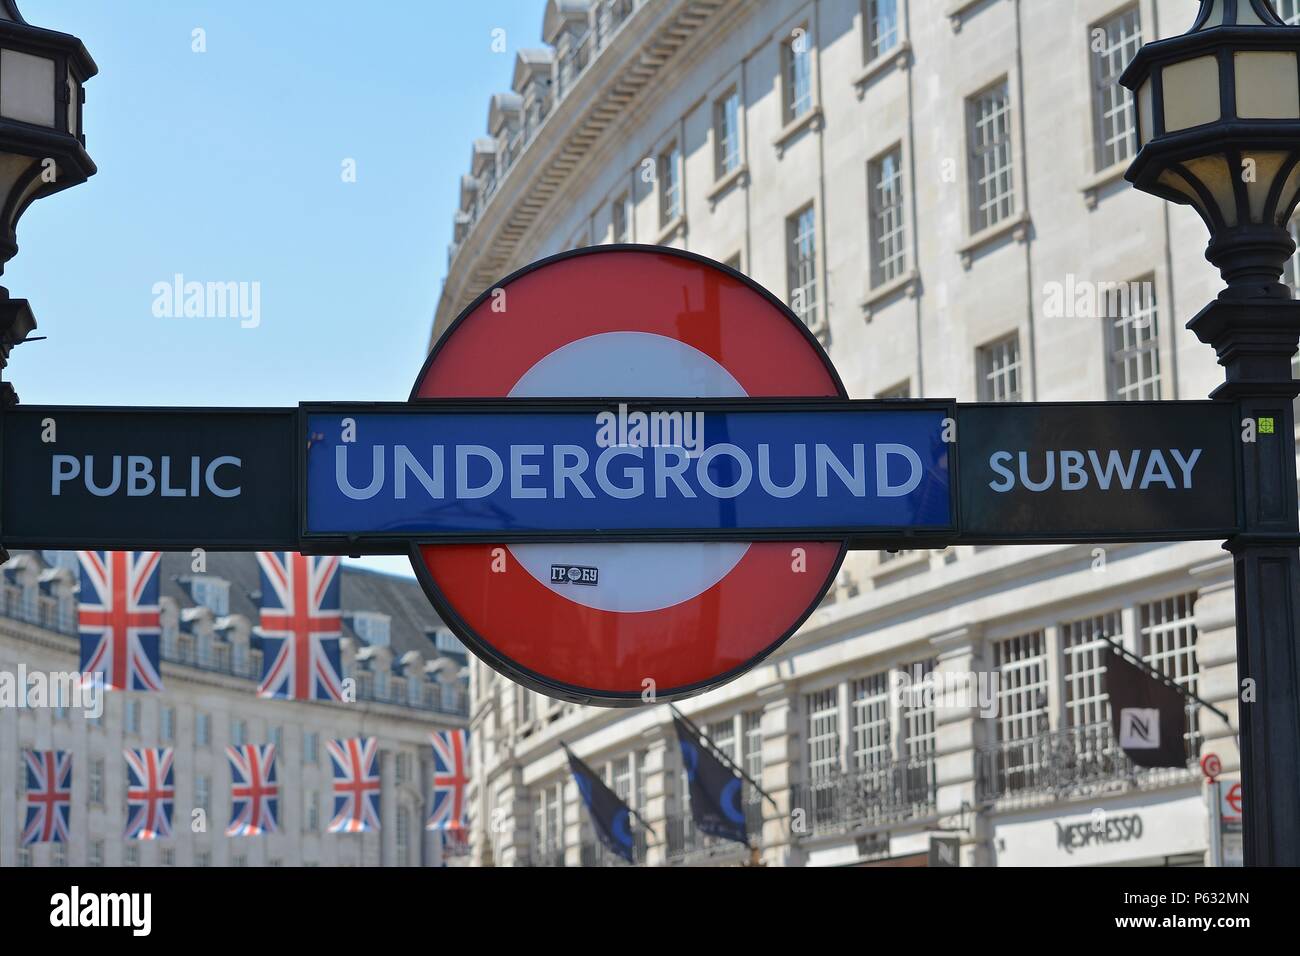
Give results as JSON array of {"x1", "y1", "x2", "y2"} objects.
[
  {"x1": 560, "y1": 741, "x2": 660, "y2": 841},
  {"x1": 1097, "y1": 634, "x2": 1233, "y2": 727},
  {"x1": 668, "y1": 703, "x2": 779, "y2": 811}
]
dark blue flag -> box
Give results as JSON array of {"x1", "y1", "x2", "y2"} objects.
[
  {"x1": 565, "y1": 745, "x2": 636, "y2": 864},
  {"x1": 673, "y1": 715, "x2": 749, "y2": 847}
]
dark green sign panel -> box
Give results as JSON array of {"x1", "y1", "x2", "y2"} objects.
[{"x1": 956, "y1": 402, "x2": 1239, "y2": 543}]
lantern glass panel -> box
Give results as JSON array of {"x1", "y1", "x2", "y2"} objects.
[
  {"x1": 1161, "y1": 55, "x2": 1222, "y2": 132},
  {"x1": 1234, "y1": 52, "x2": 1300, "y2": 119},
  {"x1": 0, "y1": 48, "x2": 56, "y2": 127}
]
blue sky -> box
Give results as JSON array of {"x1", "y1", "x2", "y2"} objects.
[{"x1": 12, "y1": 1, "x2": 544, "y2": 575}]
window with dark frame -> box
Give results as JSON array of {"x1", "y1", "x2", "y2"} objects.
[
  {"x1": 868, "y1": 146, "x2": 907, "y2": 286},
  {"x1": 1090, "y1": 6, "x2": 1143, "y2": 172}
]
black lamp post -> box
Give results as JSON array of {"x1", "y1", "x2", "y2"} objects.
[
  {"x1": 1122, "y1": 0, "x2": 1300, "y2": 866},
  {"x1": 0, "y1": 0, "x2": 96, "y2": 401}
]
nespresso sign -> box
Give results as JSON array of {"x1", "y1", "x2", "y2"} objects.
[{"x1": 1056, "y1": 813, "x2": 1145, "y2": 854}]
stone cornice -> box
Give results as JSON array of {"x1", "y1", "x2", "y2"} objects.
[{"x1": 432, "y1": 0, "x2": 731, "y2": 344}]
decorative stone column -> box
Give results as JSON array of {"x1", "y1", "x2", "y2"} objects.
[
  {"x1": 930, "y1": 625, "x2": 986, "y2": 867},
  {"x1": 757, "y1": 682, "x2": 802, "y2": 867},
  {"x1": 639, "y1": 727, "x2": 670, "y2": 867},
  {"x1": 1191, "y1": 556, "x2": 1241, "y2": 773}
]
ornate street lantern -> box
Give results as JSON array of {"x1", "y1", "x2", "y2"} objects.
[
  {"x1": 1121, "y1": 0, "x2": 1300, "y2": 867},
  {"x1": 0, "y1": 0, "x2": 96, "y2": 397}
]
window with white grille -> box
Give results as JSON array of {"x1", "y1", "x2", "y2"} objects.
[
  {"x1": 1090, "y1": 6, "x2": 1143, "y2": 171},
  {"x1": 977, "y1": 333, "x2": 1023, "y2": 402},
  {"x1": 805, "y1": 688, "x2": 840, "y2": 779},
  {"x1": 1281, "y1": 0, "x2": 1300, "y2": 24},
  {"x1": 611, "y1": 754, "x2": 635, "y2": 808},
  {"x1": 787, "y1": 204, "x2": 818, "y2": 328},
  {"x1": 1109, "y1": 277, "x2": 1161, "y2": 401},
  {"x1": 850, "y1": 673, "x2": 891, "y2": 769},
  {"x1": 1061, "y1": 612, "x2": 1123, "y2": 728},
  {"x1": 612, "y1": 192, "x2": 630, "y2": 243},
  {"x1": 782, "y1": 28, "x2": 813, "y2": 123},
  {"x1": 532, "y1": 783, "x2": 563, "y2": 854},
  {"x1": 707, "y1": 718, "x2": 737, "y2": 762},
  {"x1": 1139, "y1": 593, "x2": 1201, "y2": 756},
  {"x1": 714, "y1": 89, "x2": 741, "y2": 179},
  {"x1": 868, "y1": 147, "x2": 907, "y2": 286},
  {"x1": 993, "y1": 631, "x2": 1049, "y2": 743},
  {"x1": 864, "y1": 0, "x2": 899, "y2": 62},
  {"x1": 658, "y1": 143, "x2": 681, "y2": 227},
  {"x1": 967, "y1": 81, "x2": 1015, "y2": 233},
  {"x1": 901, "y1": 660, "x2": 937, "y2": 757},
  {"x1": 742, "y1": 710, "x2": 763, "y2": 782}
]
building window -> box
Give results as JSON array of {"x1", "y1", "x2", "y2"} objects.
[
  {"x1": 196, "y1": 849, "x2": 211, "y2": 867},
  {"x1": 611, "y1": 192, "x2": 630, "y2": 243},
  {"x1": 17, "y1": 847, "x2": 32, "y2": 867},
  {"x1": 1280, "y1": 0, "x2": 1300, "y2": 24},
  {"x1": 786, "y1": 204, "x2": 819, "y2": 328},
  {"x1": 53, "y1": 843, "x2": 67, "y2": 867},
  {"x1": 124, "y1": 844, "x2": 140, "y2": 867},
  {"x1": 849, "y1": 673, "x2": 891, "y2": 769},
  {"x1": 532, "y1": 783, "x2": 564, "y2": 860},
  {"x1": 1090, "y1": 6, "x2": 1143, "y2": 171},
  {"x1": 742, "y1": 711, "x2": 763, "y2": 779},
  {"x1": 190, "y1": 576, "x2": 230, "y2": 616},
  {"x1": 864, "y1": 0, "x2": 899, "y2": 62},
  {"x1": 196, "y1": 712, "x2": 211, "y2": 747},
  {"x1": 196, "y1": 775, "x2": 210, "y2": 814},
  {"x1": 350, "y1": 611, "x2": 391, "y2": 647},
  {"x1": 1061, "y1": 612, "x2": 1123, "y2": 729},
  {"x1": 397, "y1": 807, "x2": 412, "y2": 866},
  {"x1": 901, "y1": 660, "x2": 937, "y2": 758},
  {"x1": 161, "y1": 847, "x2": 175, "y2": 866},
  {"x1": 232, "y1": 854, "x2": 247, "y2": 868},
  {"x1": 805, "y1": 688, "x2": 840, "y2": 779},
  {"x1": 876, "y1": 381, "x2": 911, "y2": 400},
  {"x1": 993, "y1": 632, "x2": 1049, "y2": 745},
  {"x1": 658, "y1": 143, "x2": 681, "y2": 228},
  {"x1": 977, "y1": 333, "x2": 1023, "y2": 402},
  {"x1": 396, "y1": 752, "x2": 411, "y2": 783},
  {"x1": 967, "y1": 81, "x2": 1015, "y2": 233},
  {"x1": 304, "y1": 731, "x2": 319, "y2": 764},
  {"x1": 1140, "y1": 594, "x2": 1201, "y2": 756},
  {"x1": 89, "y1": 841, "x2": 104, "y2": 867},
  {"x1": 868, "y1": 147, "x2": 907, "y2": 286},
  {"x1": 610, "y1": 755, "x2": 635, "y2": 807},
  {"x1": 306, "y1": 790, "x2": 319, "y2": 832},
  {"x1": 714, "y1": 88, "x2": 741, "y2": 179},
  {"x1": 781, "y1": 28, "x2": 813, "y2": 124},
  {"x1": 125, "y1": 699, "x2": 142, "y2": 735},
  {"x1": 1108, "y1": 277, "x2": 1161, "y2": 401},
  {"x1": 161, "y1": 706, "x2": 175, "y2": 742},
  {"x1": 231, "y1": 719, "x2": 247, "y2": 747},
  {"x1": 90, "y1": 757, "x2": 104, "y2": 806}
]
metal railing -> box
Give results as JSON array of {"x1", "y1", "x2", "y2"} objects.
[
  {"x1": 524, "y1": 842, "x2": 567, "y2": 867},
  {"x1": 789, "y1": 754, "x2": 938, "y2": 837},
  {"x1": 976, "y1": 721, "x2": 1199, "y2": 809},
  {"x1": 665, "y1": 799, "x2": 764, "y2": 862},
  {"x1": 579, "y1": 830, "x2": 647, "y2": 867}
]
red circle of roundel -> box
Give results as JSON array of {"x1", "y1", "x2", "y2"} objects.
[{"x1": 409, "y1": 246, "x2": 846, "y2": 705}]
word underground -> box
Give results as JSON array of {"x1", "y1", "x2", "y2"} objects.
[
  {"x1": 334, "y1": 441, "x2": 927, "y2": 501},
  {"x1": 987, "y1": 448, "x2": 1202, "y2": 493},
  {"x1": 50, "y1": 455, "x2": 242, "y2": 498}
]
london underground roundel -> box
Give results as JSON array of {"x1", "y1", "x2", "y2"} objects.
[{"x1": 409, "y1": 246, "x2": 846, "y2": 705}]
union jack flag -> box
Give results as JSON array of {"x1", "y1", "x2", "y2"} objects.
[
  {"x1": 255, "y1": 552, "x2": 343, "y2": 701},
  {"x1": 77, "y1": 551, "x2": 163, "y2": 692},
  {"x1": 22, "y1": 750, "x2": 71, "y2": 846},
  {"x1": 426, "y1": 729, "x2": 469, "y2": 832},
  {"x1": 124, "y1": 748, "x2": 175, "y2": 841},
  {"x1": 327, "y1": 737, "x2": 381, "y2": 833},
  {"x1": 226, "y1": 744, "x2": 279, "y2": 837}
]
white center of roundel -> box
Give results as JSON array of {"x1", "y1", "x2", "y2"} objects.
[{"x1": 506, "y1": 331, "x2": 750, "y2": 613}]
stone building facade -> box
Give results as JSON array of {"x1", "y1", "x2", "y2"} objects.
[{"x1": 436, "y1": 0, "x2": 1296, "y2": 865}]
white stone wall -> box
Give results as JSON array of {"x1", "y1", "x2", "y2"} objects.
[{"x1": 441, "y1": 0, "x2": 1254, "y2": 866}]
